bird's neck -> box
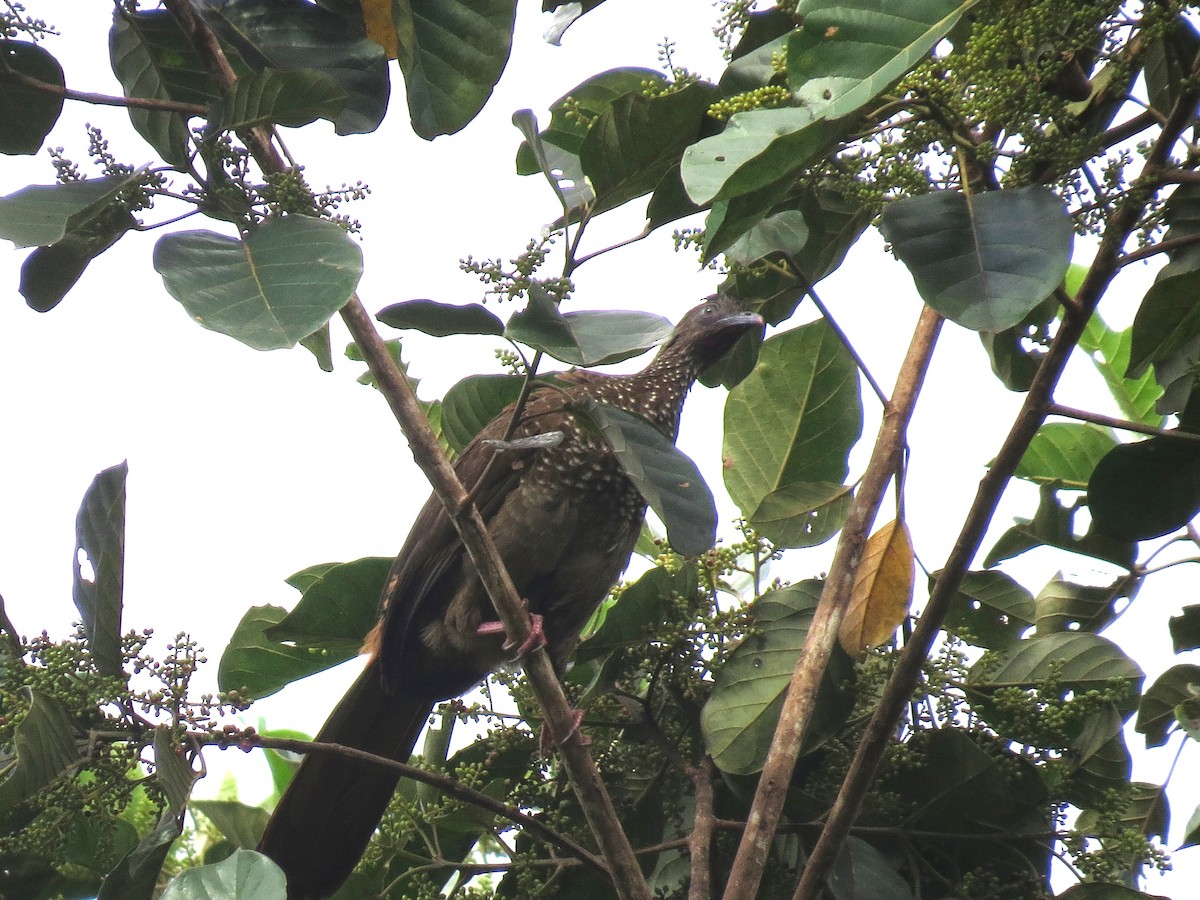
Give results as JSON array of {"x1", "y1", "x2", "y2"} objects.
[{"x1": 576, "y1": 350, "x2": 700, "y2": 440}]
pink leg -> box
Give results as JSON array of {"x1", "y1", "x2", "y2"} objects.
[{"x1": 476, "y1": 613, "x2": 546, "y2": 657}]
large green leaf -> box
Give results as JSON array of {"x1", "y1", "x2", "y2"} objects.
[
  {"x1": 196, "y1": 0, "x2": 389, "y2": 135},
  {"x1": 109, "y1": 10, "x2": 217, "y2": 166},
  {"x1": 579, "y1": 400, "x2": 717, "y2": 556},
  {"x1": 263, "y1": 557, "x2": 390, "y2": 654},
  {"x1": 1013, "y1": 423, "x2": 1117, "y2": 490},
  {"x1": 0, "y1": 690, "x2": 78, "y2": 808},
  {"x1": 941, "y1": 569, "x2": 1035, "y2": 650},
  {"x1": 0, "y1": 172, "x2": 143, "y2": 249},
  {"x1": 73, "y1": 461, "x2": 127, "y2": 678},
  {"x1": 826, "y1": 836, "x2": 910, "y2": 900},
  {"x1": 681, "y1": 0, "x2": 978, "y2": 204},
  {"x1": 440, "y1": 374, "x2": 524, "y2": 453},
  {"x1": 153, "y1": 728, "x2": 199, "y2": 817},
  {"x1": 701, "y1": 583, "x2": 855, "y2": 774},
  {"x1": 218, "y1": 605, "x2": 343, "y2": 700},
  {"x1": 1136, "y1": 664, "x2": 1200, "y2": 748},
  {"x1": 504, "y1": 290, "x2": 673, "y2": 366},
  {"x1": 578, "y1": 81, "x2": 720, "y2": 215},
  {"x1": 160, "y1": 849, "x2": 286, "y2": 900},
  {"x1": 212, "y1": 68, "x2": 347, "y2": 130},
  {"x1": 1088, "y1": 435, "x2": 1200, "y2": 541},
  {"x1": 979, "y1": 296, "x2": 1058, "y2": 392},
  {"x1": 20, "y1": 205, "x2": 138, "y2": 312},
  {"x1": 723, "y1": 319, "x2": 863, "y2": 545},
  {"x1": 575, "y1": 565, "x2": 697, "y2": 666},
  {"x1": 515, "y1": 68, "x2": 663, "y2": 173},
  {"x1": 97, "y1": 809, "x2": 186, "y2": 900},
  {"x1": 969, "y1": 633, "x2": 1143, "y2": 698},
  {"x1": 189, "y1": 801, "x2": 270, "y2": 850},
  {"x1": 879, "y1": 186, "x2": 1074, "y2": 332},
  {"x1": 0, "y1": 40, "x2": 64, "y2": 155},
  {"x1": 401, "y1": 0, "x2": 516, "y2": 139},
  {"x1": 511, "y1": 108, "x2": 594, "y2": 214},
  {"x1": 1170, "y1": 605, "x2": 1200, "y2": 653},
  {"x1": 376, "y1": 299, "x2": 503, "y2": 337},
  {"x1": 1077, "y1": 309, "x2": 1164, "y2": 426},
  {"x1": 985, "y1": 484, "x2": 1136, "y2": 569},
  {"x1": 1032, "y1": 575, "x2": 1121, "y2": 636},
  {"x1": 1128, "y1": 248, "x2": 1200, "y2": 379},
  {"x1": 153, "y1": 217, "x2": 363, "y2": 351}
]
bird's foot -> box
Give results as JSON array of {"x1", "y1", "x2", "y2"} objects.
[
  {"x1": 540, "y1": 709, "x2": 589, "y2": 755},
  {"x1": 476, "y1": 613, "x2": 546, "y2": 657}
]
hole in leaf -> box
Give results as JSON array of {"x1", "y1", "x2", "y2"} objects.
[{"x1": 77, "y1": 548, "x2": 95, "y2": 583}]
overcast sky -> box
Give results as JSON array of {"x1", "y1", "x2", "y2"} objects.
[{"x1": 0, "y1": 3, "x2": 1193, "y2": 894}]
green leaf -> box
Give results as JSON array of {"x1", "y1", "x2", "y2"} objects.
[
  {"x1": 402, "y1": 0, "x2": 516, "y2": 139},
  {"x1": 723, "y1": 320, "x2": 863, "y2": 535},
  {"x1": 749, "y1": 481, "x2": 854, "y2": 549},
  {"x1": 0, "y1": 172, "x2": 143, "y2": 249},
  {"x1": 109, "y1": 10, "x2": 217, "y2": 166},
  {"x1": 264, "y1": 557, "x2": 390, "y2": 654},
  {"x1": 1183, "y1": 802, "x2": 1200, "y2": 850},
  {"x1": 579, "y1": 400, "x2": 717, "y2": 556},
  {"x1": 212, "y1": 68, "x2": 347, "y2": 130},
  {"x1": 1033, "y1": 575, "x2": 1121, "y2": 636},
  {"x1": 153, "y1": 728, "x2": 199, "y2": 816},
  {"x1": 1064, "y1": 705, "x2": 1132, "y2": 808},
  {"x1": 979, "y1": 296, "x2": 1059, "y2": 392},
  {"x1": 441, "y1": 374, "x2": 524, "y2": 453},
  {"x1": 579, "y1": 81, "x2": 720, "y2": 215},
  {"x1": 701, "y1": 583, "x2": 855, "y2": 774},
  {"x1": 515, "y1": 68, "x2": 661, "y2": 172},
  {"x1": 0, "y1": 41, "x2": 64, "y2": 155},
  {"x1": 511, "y1": 108, "x2": 594, "y2": 213},
  {"x1": 20, "y1": 206, "x2": 138, "y2": 312},
  {"x1": 189, "y1": 801, "x2": 271, "y2": 850},
  {"x1": 682, "y1": 0, "x2": 978, "y2": 205},
  {"x1": 218, "y1": 605, "x2": 343, "y2": 700},
  {"x1": 505, "y1": 289, "x2": 673, "y2": 366},
  {"x1": 1169, "y1": 605, "x2": 1200, "y2": 653},
  {"x1": 376, "y1": 299, "x2": 503, "y2": 337},
  {"x1": 0, "y1": 689, "x2": 78, "y2": 808},
  {"x1": 1129, "y1": 248, "x2": 1200, "y2": 378},
  {"x1": 969, "y1": 633, "x2": 1144, "y2": 698},
  {"x1": 73, "y1": 461, "x2": 127, "y2": 678},
  {"x1": 941, "y1": 569, "x2": 1035, "y2": 650},
  {"x1": 1088, "y1": 435, "x2": 1200, "y2": 541},
  {"x1": 985, "y1": 484, "x2": 1136, "y2": 570},
  {"x1": 1136, "y1": 664, "x2": 1200, "y2": 748},
  {"x1": 826, "y1": 836, "x2": 910, "y2": 900},
  {"x1": 725, "y1": 210, "x2": 809, "y2": 266},
  {"x1": 160, "y1": 849, "x2": 286, "y2": 900},
  {"x1": 196, "y1": 0, "x2": 389, "y2": 135},
  {"x1": 153, "y1": 217, "x2": 363, "y2": 351},
  {"x1": 1077, "y1": 308, "x2": 1164, "y2": 426},
  {"x1": 879, "y1": 186, "x2": 1074, "y2": 332},
  {"x1": 97, "y1": 809, "x2": 186, "y2": 900},
  {"x1": 576, "y1": 565, "x2": 697, "y2": 666},
  {"x1": 1014, "y1": 423, "x2": 1117, "y2": 489}
]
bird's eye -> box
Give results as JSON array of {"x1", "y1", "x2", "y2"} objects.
[{"x1": 704, "y1": 303, "x2": 716, "y2": 315}]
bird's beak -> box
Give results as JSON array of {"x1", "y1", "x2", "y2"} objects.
[{"x1": 717, "y1": 310, "x2": 765, "y2": 333}]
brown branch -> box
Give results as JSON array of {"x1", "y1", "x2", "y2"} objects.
[
  {"x1": 721, "y1": 305, "x2": 945, "y2": 900},
  {"x1": 1047, "y1": 402, "x2": 1200, "y2": 441},
  {"x1": 1116, "y1": 230, "x2": 1200, "y2": 268},
  {"x1": 160, "y1": 3, "x2": 650, "y2": 896},
  {"x1": 688, "y1": 756, "x2": 716, "y2": 900},
  {"x1": 792, "y1": 73, "x2": 1200, "y2": 900},
  {"x1": 0, "y1": 70, "x2": 208, "y2": 115}
]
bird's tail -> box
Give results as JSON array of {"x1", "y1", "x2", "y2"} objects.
[{"x1": 258, "y1": 663, "x2": 431, "y2": 899}]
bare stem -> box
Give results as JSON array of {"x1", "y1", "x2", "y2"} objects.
[{"x1": 0, "y1": 70, "x2": 208, "y2": 115}]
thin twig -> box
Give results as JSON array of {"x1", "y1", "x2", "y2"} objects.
[
  {"x1": 220, "y1": 734, "x2": 606, "y2": 873},
  {"x1": 1116, "y1": 229, "x2": 1200, "y2": 267},
  {"x1": 0, "y1": 70, "x2": 208, "y2": 115},
  {"x1": 792, "y1": 69, "x2": 1200, "y2": 900},
  {"x1": 1047, "y1": 401, "x2": 1200, "y2": 441},
  {"x1": 160, "y1": 4, "x2": 651, "y2": 896}
]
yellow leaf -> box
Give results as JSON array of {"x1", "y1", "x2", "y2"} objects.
[
  {"x1": 361, "y1": 0, "x2": 398, "y2": 59},
  {"x1": 839, "y1": 519, "x2": 914, "y2": 659}
]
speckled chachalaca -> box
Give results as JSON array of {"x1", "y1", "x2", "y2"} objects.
[{"x1": 257, "y1": 296, "x2": 764, "y2": 898}]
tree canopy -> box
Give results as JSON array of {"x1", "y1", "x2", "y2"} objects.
[{"x1": 2, "y1": 1, "x2": 1200, "y2": 898}]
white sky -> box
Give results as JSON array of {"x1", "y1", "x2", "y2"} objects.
[{"x1": 0, "y1": 2, "x2": 1194, "y2": 894}]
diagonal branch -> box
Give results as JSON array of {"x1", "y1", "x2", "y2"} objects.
[
  {"x1": 792, "y1": 74, "x2": 1200, "y2": 900},
  {"x1": 159, "y1": 3, "x2": 650, "y2": 897},
  {"x1": 721, "y1": 304, "x2": 945, "y2": 900},
  {"x1": 0, "y1": 70, "x2": 208, "y2": 115}
]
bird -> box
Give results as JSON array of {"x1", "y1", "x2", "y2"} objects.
[{"x1": 257, "y1": 295, "x2": 764, "y2": 898}]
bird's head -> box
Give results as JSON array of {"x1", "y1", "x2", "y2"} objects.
[{"x1": 661, "y1": 294, "x2": 765, "y2": 370}]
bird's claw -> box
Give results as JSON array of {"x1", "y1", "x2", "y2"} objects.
[
  {"x1": 476, "y1": 612, "x2": 546, "y2": 658},
  {"x1": 539, "y1": 708, "x2": 589, "y2": 755}
]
